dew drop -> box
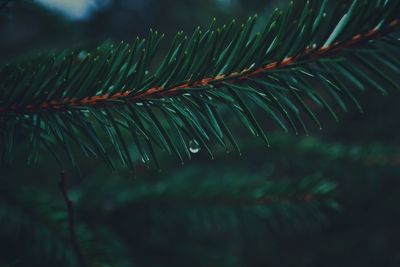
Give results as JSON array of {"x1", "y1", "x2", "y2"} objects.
[
  {"x1": 189, "y1": 139, "x2": 200, "y2": 154},
  {"x1": 78, "y1": 50, "x2": 88, "y2": 61}
]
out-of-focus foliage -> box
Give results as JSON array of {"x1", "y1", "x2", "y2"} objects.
[{"x1": 1, "y1": 133, "x2": 400, "y2": 266}]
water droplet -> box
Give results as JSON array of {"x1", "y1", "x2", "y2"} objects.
[
  {"x1": 189, "y1": 139, "x2": 200, "y2": 154},
  {"x1": 78, "y1": 50, "x2": 88, "y2": 61}
]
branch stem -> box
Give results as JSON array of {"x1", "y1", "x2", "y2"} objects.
[{"x1": 1, "y1": 19, "x2": 399, "y2": 115}]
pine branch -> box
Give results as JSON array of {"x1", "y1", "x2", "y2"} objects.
[
  {"x1": 77, "y1": 167, "x2": 337, "y2": 235},
  {"x1": 1, "y1": 0, "x2": 399, "y2": 169},
  {"x1": 88, "y1": 175, "x2": 331, "y2": 208},
  {"x1": 0, "y1": 19, "x2": 398, "y2": 114}
]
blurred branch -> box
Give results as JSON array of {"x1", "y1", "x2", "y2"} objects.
[{"x1": 58, "y1": 172, "x2": 86, "y2": 267}]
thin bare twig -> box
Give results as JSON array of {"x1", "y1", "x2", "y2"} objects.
[{"x1": 58, "y1": 172, "x2": 86, "y2": 267}]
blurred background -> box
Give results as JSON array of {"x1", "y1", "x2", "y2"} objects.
[
  {"x1": 0, "y1": 0, "x2": 285, "y2": 60},
  {"x1": 1, "y1": 0, "x2": 400, "y2": 266}
]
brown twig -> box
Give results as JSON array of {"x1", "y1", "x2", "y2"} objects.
[{"x1": 58, "y1": 172, "x2": 86, "y2": 267}]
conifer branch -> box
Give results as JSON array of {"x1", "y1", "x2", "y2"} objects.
[
  {"x1": 0, "y1": 19, "x2": 398, "y2": 115},
  {"x1": 1, "y1": 0, "x2": 399, "y2": 169}
]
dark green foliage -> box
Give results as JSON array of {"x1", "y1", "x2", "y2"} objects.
[
  {"x1": 1, "y1": 0, "x2": 399, "y2": 170},
  {"x1": 0, "y1": 178, "x2": 133, "y2": 267},
  {"x1": 1, "y1": 133, "x2": 400, "y2": 266},
  {"x1": 0, "y1": 134, "x2": 341, "y2": 266},
  {"x1": 1, "y1": 1, "x2": 400, "y2": 266}
]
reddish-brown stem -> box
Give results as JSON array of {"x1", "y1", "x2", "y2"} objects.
[{"x1": 1, "y1": 19, "x2": 399, "y2": 115}]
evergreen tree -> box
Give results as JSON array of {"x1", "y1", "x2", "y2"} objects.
[{"x1": 0, "y1": 0, "x2": 399, "y2": 266}]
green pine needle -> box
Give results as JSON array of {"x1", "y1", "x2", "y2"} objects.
[{"x1": 0, "y1": 0, "x2": 399, "y2": 169}]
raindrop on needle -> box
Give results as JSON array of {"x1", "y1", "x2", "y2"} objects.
[{"x1": 189, "y1": 139, "x2": 200, "y2": 154}]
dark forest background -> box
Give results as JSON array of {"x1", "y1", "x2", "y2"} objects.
[{"x1": 1, "y1": 0, "x2": 400, "y2": 266}]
